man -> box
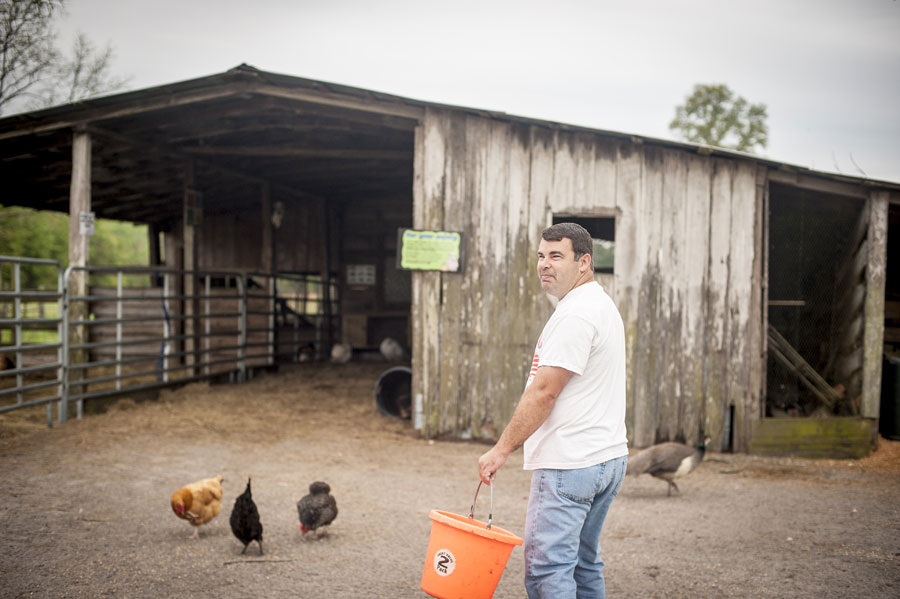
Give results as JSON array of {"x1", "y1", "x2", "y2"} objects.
[{"x1": 478, "y1": 222, "x2": 628, "y2": 599}]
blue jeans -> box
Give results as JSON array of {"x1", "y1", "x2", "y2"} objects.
[{"x1": 524, "y1": 456, "x2": 627, "y2": 599}]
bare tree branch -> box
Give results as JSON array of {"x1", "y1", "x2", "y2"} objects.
[
  {"x1": 32, "y1": 31, "x2": 131, "y2": 108},
  {"x1": 1, "y1": 0, "x2": 129, "y2": 116},
  {"x1": 0, "y1": 0, "x2": 64, "y2": 114}
]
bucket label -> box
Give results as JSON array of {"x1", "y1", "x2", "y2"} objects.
[{"x1": 433, "y1": 548, "x2": 456, "y2": 576}]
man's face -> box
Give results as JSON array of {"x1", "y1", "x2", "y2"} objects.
[{"x1": 537, "y1": 237, "x2": 589, "y2": 300}]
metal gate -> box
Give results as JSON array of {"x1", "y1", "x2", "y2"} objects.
[
  {"x1": 0, "y1": 256, "x2": 64, "y2": 426},
  {"x1": 1, "y1": 257, "x2": 338, "y2": 425}
]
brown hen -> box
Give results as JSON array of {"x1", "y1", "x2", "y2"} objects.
[{"x1": 170, "y1": 475, "x2": 224, "y2": 538}]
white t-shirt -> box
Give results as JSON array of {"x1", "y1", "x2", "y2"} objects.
[{"x1": 523, "y1": 281, "x2": 628, "y2": 470}]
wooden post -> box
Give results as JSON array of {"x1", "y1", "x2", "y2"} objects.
[
  {"x1": 757, "y1": 166, "x2": 769, "y2": 422},
  {"x1": 148, "y1": 223, "x2": 162, "y2": 288},
  {"x1": 162, "y1": 222, "x2": 183, "y2": 378},
  {"x1": 260, "y1": 183, "x2": 275, "y2": 366},
  {"x1": 261, "y1": 183, "x2": 273, "y2": 274},
  {"x1": 862, "y1": 191, "x2": 888, "y2": 421},
  {"x1": 65, "y1": 128, "x2": 91, "y2": 422},
  {"x1": 183, "y1": 160, "x2": 201, "y2": 374},
  {"x1": 319, "y1": 198, "x2": 334, "y2": 356}
]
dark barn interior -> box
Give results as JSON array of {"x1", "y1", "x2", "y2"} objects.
[
  {"x1": 0, "y1": 65, "x2": 424, "y2": 360},
  {"x1": 766, "y1": 182, "x2": 867, "y2": 417}
]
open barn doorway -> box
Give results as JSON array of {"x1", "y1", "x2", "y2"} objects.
[
  {"x1": 879, "y1": 204, "x2": 900, "y2": 440},
  {"x1": 765, "y1": 183, "x2": 867, "y2": 418},
  {"x1": 336, "y1": 200, "x2": 413, "y2": 360}
]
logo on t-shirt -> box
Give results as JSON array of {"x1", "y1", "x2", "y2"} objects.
[
  {"x1": 528, "y1": 336, "x2": 543, "y2": 384},
  {"x1": 529, "y1": 353, "x2": 539, "y2": 382}
]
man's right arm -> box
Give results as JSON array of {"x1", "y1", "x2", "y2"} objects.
[{"x1": 477, "y1": 365, "x2": 573, "y2": 484}]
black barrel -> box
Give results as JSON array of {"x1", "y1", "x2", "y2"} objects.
[{"x1": 374, "y1": 366, "x2": 412, "y2": 419}]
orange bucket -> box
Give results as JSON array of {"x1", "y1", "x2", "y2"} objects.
[{"x1": 421, "y1": 479, "x2": 523, "y2": 599}]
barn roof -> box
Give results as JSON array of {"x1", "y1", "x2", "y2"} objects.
[{"x1": 1, "y1": 64, "x2": 897, "y2": 226}]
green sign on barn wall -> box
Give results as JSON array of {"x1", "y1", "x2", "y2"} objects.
[{"x1": 397, "y1": 229, "x2": 463, "y2": 272}]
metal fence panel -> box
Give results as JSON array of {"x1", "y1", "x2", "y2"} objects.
[
  {"x1": 1, "y1": 260, "x2": 340, "y2": 426},
  {"x1": 0, "y1": 256, "x2": 64, "y2": 426}
]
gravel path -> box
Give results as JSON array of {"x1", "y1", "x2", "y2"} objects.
[{"x1": 1, "y1": 362, "x2": 898, "y2": 598}]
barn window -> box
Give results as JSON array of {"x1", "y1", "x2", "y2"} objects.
[{"x1": 551, "y1": 216, "x2": 615, "y2": 273}]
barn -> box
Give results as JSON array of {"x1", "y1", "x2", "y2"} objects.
[{"x1": 2, "y1": 64, "x2": 899, "y2": 455}]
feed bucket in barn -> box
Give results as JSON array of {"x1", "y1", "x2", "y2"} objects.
[
  {"x1": 374, "y1": 366, "x2": 411, "y2": 418},
  {"x1": 421, "y1": 480, "x2": 523, "y2": 599}
]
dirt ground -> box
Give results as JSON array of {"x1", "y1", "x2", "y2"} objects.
[{"x1": 1, "y1": 362, "x2": 898, "y2": 599}]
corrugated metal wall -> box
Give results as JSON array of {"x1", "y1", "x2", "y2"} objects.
[{"x1": 413, "y1": 107, "x2": 763, "y2": 451}]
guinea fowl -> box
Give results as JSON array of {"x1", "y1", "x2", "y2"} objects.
[
  {"x1": 627, "y1": 438, "x2": 708, "y2": 496},
  {"x1": 297, "y1": 481, "x2": 338, "y2": 538},
  {"x1": 229, "y1": 478, "x2": 263, "y2": 554}
]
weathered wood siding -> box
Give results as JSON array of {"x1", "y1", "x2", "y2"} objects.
[
  {"x1": 862, "y1": 191, "x2": 889, "y2": 419},
  {"x1": 413, "y1": 107, "x2": 763, "y2": 450},
  {"x1": 199, "y1": 198, "x2": 330, "y2": 273}
]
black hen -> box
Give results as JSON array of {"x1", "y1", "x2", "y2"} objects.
[
  {"x1": 229, "y1": 478, "x2": 263, "y2": 554},
  {"x1": 297, "y1": 481, "x2": 338, "y2": 537}
]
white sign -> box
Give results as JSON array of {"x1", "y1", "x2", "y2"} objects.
[{"x1": 79, "y1": 211, "x2": 95, "y2": 236}]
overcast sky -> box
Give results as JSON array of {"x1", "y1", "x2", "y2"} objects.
[{"x1": 52, "y1": 0, "x2": 900, "y2": 183}]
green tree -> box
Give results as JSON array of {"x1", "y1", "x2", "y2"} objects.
[
  {"x1": 669, "y1": 83, "x2": 768, "y2": 153},
  {"x1": 0, "y1": 206, "x2": 68, "y2": 288},
  {"x1": 0, "y1": 206, "x2": 148, "y2": 289}
]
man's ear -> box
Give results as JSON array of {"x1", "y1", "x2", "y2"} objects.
[{"x1": 579, "y1": 253, "x2": 592, "y2": 273}]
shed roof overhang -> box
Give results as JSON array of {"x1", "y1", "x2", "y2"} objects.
[
  {"x1": 2, "y1": 64, "x2": 898, "y2": 228},
  {"x1": 0, "y1": 64, "x2": 426, "y2": 225}
]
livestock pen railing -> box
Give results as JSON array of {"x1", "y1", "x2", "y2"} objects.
[
  {"x1": 0, "y1": 256, "x2": 65, "y2": 426},
  {"x1": 0, "y1": 258, "x2": 338, "y2": 425}
]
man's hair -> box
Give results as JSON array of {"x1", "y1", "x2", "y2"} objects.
[{"x1": 542, "y1": 222, "x2": 593, "y2": 265}]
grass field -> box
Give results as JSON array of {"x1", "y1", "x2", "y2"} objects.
[{"x1": 1, "y1": 300, "x2": 61, "y2": 346}]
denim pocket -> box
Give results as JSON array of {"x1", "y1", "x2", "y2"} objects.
[{"x1": 555, "y1": 466, "x2": 601, "y2": 503}]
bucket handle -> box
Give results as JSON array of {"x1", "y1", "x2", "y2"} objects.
[{"x1": 468, "y1": 475, "x2": 493, "y2": 529}]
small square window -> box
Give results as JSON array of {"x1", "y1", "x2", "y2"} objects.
[{"x1": 552, "y1": 216, "x2": 615, "y2": 273}]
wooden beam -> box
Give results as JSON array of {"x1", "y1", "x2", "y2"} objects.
[
  {"x1": 752, "y1": 164, "x2": 766, "y2": 420},
  {"x1": 148, "y1": 223, "x2": 161, "y2": 268},
  {"x1": 163, "y1": 120, "x2": 369, "y2": 144},
  {"x1": 253, "y1": 83, "x2": 424, "y2": 120},
  {"x1": 116, "y1": 95, "x2": 284, "y2": 134},
  {"x1": 0, "y1": 84, "x2": 254, "y2": 141},
  {"x1": 862, "y1": 191, "x2": 888, "y2": 420},
  {"x1": 85, "y1": 125, "x2": 325, "y2": 204},
  {"x1": 768, "y1": 168, "x2": 870, "y2": 199},
  {"x1": 183, "y1": 160, "x2": 200, "y2": 374},
  {"x1": 768, "y1": 324, "x2": 843, "y2": 409},
  {"x1": 749, "y1": 417, "x2": 872, "y2": 459},
  {"x1": 261, "y1": 182, "x2": 273, "y2": 275},
  {"x1": 64, "y1": 128, "x2": 92, "y2": 423},
  {"x1": 261, "y1": 182, "x2": 275, "y2": 367},
  {"x1": 0, "y1": 78, "x2": 423, "y2": 142},
  {"x1": 179, "y1": 146, "x2": 412, "y2": 160},
  {"x1": 262, "y1": 95, "x2": 420, "y2": 131},
  {"x1": 68, "y1": 128, "x2": 92, "y2": 279}
]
